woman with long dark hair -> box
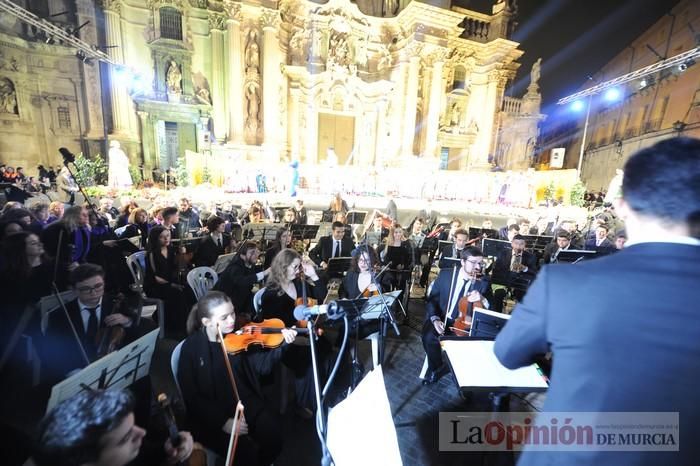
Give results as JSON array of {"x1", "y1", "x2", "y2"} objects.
[
  {"x1": 177, "y1": 291, "x2": 294, "y2": 464},
  {"x1": 263, "y1": 227, "x2": 292, "y2": 269},
  {"x1": 145, "y1": 225, "x2": 188, "y2": 335}
]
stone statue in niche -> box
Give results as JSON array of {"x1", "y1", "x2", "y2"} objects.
[
  {"x1": 245, "y1": 81, "x2": 260, "y2": 133},
  {"x1": 166, "y1": 60, "x2": 182, "y2": 94},
  {"x1": 450, "y1": 102, "x2": 463, "y2": 128},
  {"x1": 245, "y1": 32, "x2": 260, "y2": 73},
  {"x1": 289, "y1": 26, "x2": 309, "y2": 63},
  {"x1": 0, "y1": 78, "x2": 18, "y2": 115},
  {"x1": 376, "y1": 45, "x2": 392, "y2": 72}
]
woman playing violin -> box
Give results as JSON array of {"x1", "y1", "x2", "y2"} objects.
[
  {"x1": 177, "y1": 291, "x2": 295, "y2": 465},
  {"x1": 340, "y1": 247, "x2": 381, "y2": 299},
  {"x1": 260, "y1": 249, "x2": 331, "y2": 414},
  {"x1": 260, "y1": 249, "x2": 326, "y2": 327}
]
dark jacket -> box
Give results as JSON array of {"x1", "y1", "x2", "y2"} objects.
[
  {"x1": 309, "y1": 236, "x2": 354, "y2": 266},
  {"x1": 494, "y1": 243, "x2": 700, "y2": 466},
  {"x1": 425, "y1": 268, "x2": 492, "y2": 323},
  {"x1": 193, "y1": 234, "x2": 230, "y2": 267},
  {"x1": 214, "y1": 255, "x2": 261, "y2": 316}
]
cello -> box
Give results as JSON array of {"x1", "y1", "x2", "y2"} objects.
[{"x1": 449, "y1": 269, "x2": 485, "y2": 337}]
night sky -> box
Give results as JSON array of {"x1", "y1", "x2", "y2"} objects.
[{"x1": 456, "y1": 0, "x2": 681, "y2": 112}]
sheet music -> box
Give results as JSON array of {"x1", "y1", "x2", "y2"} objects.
[
  {"x1": 361, "y1": 290, "x2": 401, "y2": 320},
  {"x1": 441, "y1": 340, "x2": 548, "y2": 390},
  {"x1": 46, "y1": 328, "x2": 160, "y2": 413},
  {"x1": 327, "y1": 366, "x2": 403, "y2": 466}
]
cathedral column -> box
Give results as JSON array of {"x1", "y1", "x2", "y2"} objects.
[
  {"x1": 261, "y1": 10, "x2": 280, "y2": 147},
  {"x1": 103, "y1": 2, "x2": 131, "y2": 137},
  {"x1": 137, "y1": 111, "x2": 156, "y2": 173},
  {"x1": 209, "y1": 14, "x2": 227, "y2": 142},
  {"x1": 389, "y1": 58, "x2": 407, "y2": 161},
  {"x1": 225, "y1": 3, "x2": 244, "y2": 144},
  {"x1": 375, "y1": 100, "x2": 387, "y2": 167},
  {"x1": 401, "y1": 44, "x2": 422, "y2": 156},
  {"x1": 472, "y1": 71, "x2": 500, "y2": 168},
  {"x1": 76, "y1": 0, "x2": 104, "y2": 141},
  {"x1": 423, "y1": 51, "x2": 445, "y2": 159}
]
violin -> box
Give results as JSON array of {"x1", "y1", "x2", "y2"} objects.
[
  {"x1": 450, "y1": 270, "x2": 484, "y2": 337},
  {"x1": 361, "y1": 288, "x2": 379, "y2": 298},
  {"x1": 223, "y1": 318, "x2": 308, "y2": 354},
  {"x1": 94, "y1": 294, "x2": 133, "y2": 359},
  {"x1": 295, "y1": 257, "x2": 324, "y2": 333}
]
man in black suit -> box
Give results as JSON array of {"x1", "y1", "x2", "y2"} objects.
[
  {"x1": 40, "y1": 264, "x2": 141, "y2": 385},
  {"x1": 309, "y1": 221, "x2": 354, "y2": 269},
  {"x1": 437, "y1": 227, "x2": 469, "y2": 268},
  {"x1": 417, "y1": 199, "x2": 438, "y2": 231},
  {"x1": 543, "y1": 230, "x2": 572, "y2": 264},
  {"x1": 494, "y1": 137, "x2": 700, "y2": 465},
  {"x1": 193, "y1": 215, "x2": 231, "y2": 267},
  {"x1": 421, "y1": 247, "x2": 492, "y2": 384},
  {"x1": 584, "y1": 224, "x2": 615, "y2": 255},
  {"x1": 490, "y1": 234, "x2": 537, "y2": 313},
  {"x1": 214, "y1": 241, "x2": 269, "y2": 318}
]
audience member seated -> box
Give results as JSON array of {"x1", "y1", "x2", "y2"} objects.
[
  {"x1": 41, "y1": 205, "x2": 92, "y2": 273},
  {"x1": 46, "y1": 201, "x2": 64, "y2": 224}
]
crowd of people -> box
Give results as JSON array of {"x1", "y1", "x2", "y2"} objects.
[{"x1": 0, "y1": 137, "x2": 698, "y2": 465}]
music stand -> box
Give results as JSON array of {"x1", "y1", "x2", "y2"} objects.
[
  {"x1": 345, "y1": 210, "x2": 367, "y2": 225},
  {"x1": 46, "y1": 328, "x2": 159, "y2": 413},
  {"x1": 441, "y1": 338, "x2": 548, "y2": 410},
  {"x1": 242, "y1": 224, "x2": 271, "y2": 245},
  {"x1": 469, "y1": 309, "x2": 511, "y2": 339},
  {"x1": 482, "y1": 238, "x2": 512, "y2": 258},
  {"x1": 557, "y1": 249, "x2": 597, "y2": 263},
  {"x1": 290, "y1": 224, "x2": 320, "y2": 242},
  {"x1": 360, "y1": 290, "x2": 401, "y2": 321},
  {"x1": 327, "y1": 257, "x2": 352, "y2": 279}
]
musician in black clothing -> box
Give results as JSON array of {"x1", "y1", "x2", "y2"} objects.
[
  {"x1": 178, "y1": 198, "x2": 201, "y2": 232},
  {"x1": 543, "y1": 230, "x2": 572, "y2": 264},
  {"x1": 309, "y1": 221, "x2": 354, "y2": 270},
  {"x1": 341, "y1": 247, "x2": 381, "y2": 299},
  {"x1": 119, "y1": 208, "x2": 150, "y2": 249},
  {"x1": 144, "y1": 225, "x2": 188, "y2": 335},
  {"x1": 491, "y1": 234, "x2": 538, "y2": 313},
  {"x1": 377, "y1": 223, "x2": 413, "y2": 291},
  {"x1": 263, "y1": 227, "x2": 292, "y2": 269},
  {"x1": 293, "y1": 199, "x2": 307, "y2": 225},
  {"x1": 193, "y1": 215, "x2": 230, "y2": 267},
  {"x1": 215, "y1": 241, "x2": 269, "y2": 319},
  {"x1": 438, "y1": 227, "x2": 470, "y2": 269},
  {"x1": 178, "y1": 291, "x2": 293, "y2": 465}
]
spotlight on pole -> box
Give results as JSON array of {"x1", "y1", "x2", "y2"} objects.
[
  {"x1": 604, "y1": 87, "x2": 621, "y2": 102},
  {"x1": 570, "y1": 100, "x2": 585, "y2": 112}
]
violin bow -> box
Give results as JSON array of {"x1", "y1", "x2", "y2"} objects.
[{"x1": 217, "y1": 325, "x2": 243, "y2": 466}]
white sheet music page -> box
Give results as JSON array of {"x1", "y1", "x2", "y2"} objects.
[
  {"x1": 441, "y1": 339, "x2": 548, "y2": 389},
  {"x1": 327, "y1": 366, "x2": 403, "y2": 466}
]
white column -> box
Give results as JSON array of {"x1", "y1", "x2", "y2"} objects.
[
  {"x1": 104, "y1": 6, "x2": 131, "y2": 136},
  {"x1": 424, "y1": 59, "x2": 444, "y2": 158},
  {"x1": 288, "y1": 90, "x2": 300, "y2": 161},
  {"x1": 261, "y1": 10, "x2": 280, "y2": 147},
  {"x1": 210, "y1": 26, "x2": 227, "y2": 141},
  {"x1": 402, "y1": 55, "x2": 420, "y2": 156},
  {"x1": 473, "y1": 72, "x2": 499, "y2": 167},
  {"x1": 375, "y1": 101, "x2": 387, "y2": 167},
  {"x1": 225, "y1": 5, "x2": 244, "y2": 144}
]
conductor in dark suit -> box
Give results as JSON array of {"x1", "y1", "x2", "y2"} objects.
[
  {"x1": 421, "y1": 247, "x2": 493, "y2": 385},
  {"x1": 39, "y1": 264, "x2": 141, "y2": 385},
  {"x1": 494, "y1": 137, "x2": 700, "y2": 466},
  {"x1": 490, "y1": 234, "x2": 537, "y2": 313},
  {"x1": 309, "y1": 221, "x2": 354, "y2": 269}
]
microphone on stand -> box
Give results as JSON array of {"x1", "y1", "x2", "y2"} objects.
[{"x1": 293, "y1": 301, "x2": 340, "y2": 321}]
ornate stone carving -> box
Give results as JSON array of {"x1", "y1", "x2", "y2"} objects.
[
  {"x1": 189, "y1": 0, "x2": 207, "y2": 8},
  {"x1": 245, "y1": 30, "x2": 260, "y2": 73},
  {"x1": 195, "y1": 87, "x2": 211, "y2": 104},
  {"x1": 223, "y1": 1, "x2": 242, "y2": 21},
  {"x1": 209, "y1": 12, "x2": 227, "y2": 31},
  {"x1": 0, "y1": 52, "x2": 20, "y2": 72},
  {"x1": 422, "y1": 48, "x2": 448, "y2": 67},
  {"x1": 528, "y1": 57, "x2": 541, "y2": 91},
  {"x1": 0, "y1": 78, "x2": 18, "y2": 115},
  {"x1": 376, "y1": 45, "x2": 392, "y2": 72},
  {"x1": 289, "y1": 26, "x2": 311, "y2": 64},
  {"x1": 146, "y1": 0, "x2": 184, "y2": 9},
  {"x1": 403, "y1": 42, "x2": 423, "y2": 60},
  {"x1": 102, "y1": 0, "x2": 122, "y2": 13},
  {"x1": 244, "y1": 80, "x2": 261, "y2": 139},
  {"x1": 260, "y1": 9, "x2": 280, "y2": 29}
]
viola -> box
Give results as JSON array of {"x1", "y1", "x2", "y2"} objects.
[
  {"x1": 223, "y1": 318, "x2": 308, "y2": 354},
  {"x1": 361, "y1": 288, "x2": 379, "y2": 298},
  {"x1": 450, "y1": 271, "x2": 484, "y2": 337}
]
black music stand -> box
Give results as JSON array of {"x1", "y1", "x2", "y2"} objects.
[
  {"x1": 290, "y1": 224, "x2": 320, "y2": 242},
  {"x1": 556, "y1": 249, "x2": 598, "y2": 263},
  {"x1": 327, "y1": 257, "x2": 351, "y2": 279},
  {"x1": 469, "y1": 309, "x2": 511, "y2": 339},
  {"x1": 482, "y1": 238, "x2": 512, "y2": 258},
  {"x1": 468, "y1": 227, "x2": 497, "y2": 240},
  {"x1": 345, "y1": 211, "x2": 367, "y2": 225}
]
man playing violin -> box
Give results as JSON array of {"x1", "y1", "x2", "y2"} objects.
[
  {"x1": 40, "y1": 264, "x2": 142, "y2": 385},
  {"x1": 421, "y1": 247, "x2": 493, "y2": 385},
  {"x1": 178, "y1": 291, "x2": 296, "y2": 465}
]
